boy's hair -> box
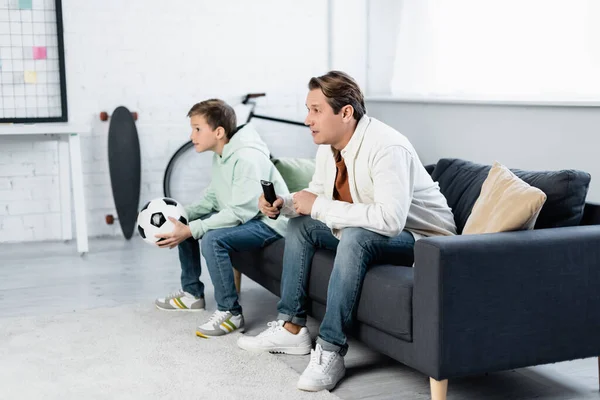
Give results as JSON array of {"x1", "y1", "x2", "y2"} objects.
[
  {"x1": 187, "y1": 99, "x2": 238, "y2": 139},
  {"x1": 308, "y1": 70, "x2": 366, "y2": 121}
]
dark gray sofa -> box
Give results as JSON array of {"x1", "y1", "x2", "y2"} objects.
[{"x1": 231, "y1": 158, "x2": 600, "y2": 399}]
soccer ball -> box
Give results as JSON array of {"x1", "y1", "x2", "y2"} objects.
[{"x1": 137, "y1": 197, "x2": 189, "y2": 245}]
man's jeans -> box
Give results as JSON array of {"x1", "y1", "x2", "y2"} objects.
[
  {"x1": 276, "y1": 216, "x2": 415, "y2": 355},
  {"x1": 178, "y1": 217, "x2": 281, "y2": 315}
]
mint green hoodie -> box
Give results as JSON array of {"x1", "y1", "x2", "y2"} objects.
[{"x1": 184, "y1": 124, "x2": 289, "y2": 239}]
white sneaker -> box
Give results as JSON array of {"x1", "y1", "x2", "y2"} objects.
[
  {"x1": 297, "y1": 344, "x2": 346, "y2": 392},
  {"x1": 237, "y1": 320, "x2": 312, "y2": 355},
  {"x1": 196, "y1": 310, "x2": 244, "y2": 338}
]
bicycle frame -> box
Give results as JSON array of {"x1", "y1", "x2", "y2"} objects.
[{"x1": 242, "y1": 93, "x2": 306, "y2": 127}]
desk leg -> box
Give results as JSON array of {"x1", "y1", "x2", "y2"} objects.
[
  {"x1": 58, "y1": 136, "x2": 73, "y2": 241},
  {"x1": 68, "y1": 133, "x2": 89, "y2": 254}
]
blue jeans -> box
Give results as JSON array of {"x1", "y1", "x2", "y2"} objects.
[
  {"x1": 178, "y1": 217, "x2": 282, "y2": 315},
  {"x1": 276, "y1": 216, "x2": 415, "y2": 355}
]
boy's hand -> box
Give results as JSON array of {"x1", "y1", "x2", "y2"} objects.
[
  {"x1": 293, "y1": 190, "x2": 317, "y2": 216},
  {"x1": 259, "y1": 193, "x2": 283, "y2": 218},
  {"x1": 155, "y1": 217, "x2": 192, "y2": 249}
]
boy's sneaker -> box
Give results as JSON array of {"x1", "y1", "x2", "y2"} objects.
[
  {"x1": 237, "y1": 320, "x2": 311, "y2": 355},
  {"x1": 297, "y1": 344, "x2": 346, "y2": 392},
  {"x1": 196, "y1": 310, "x2": 244, "y2": 338},
  {"x1": 155, "y1": 289, "x2": 205, "y2": 311}
]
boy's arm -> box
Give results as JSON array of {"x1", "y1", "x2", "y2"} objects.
[
  {"x1": 188, "y1": 160, "x2": 262, "y2": 239},
  {"x1": 185, "y1": 183, "x2": 217, "y2": 221},
  {"x1": 310, "y1": 146, "x2": 414, "y2": 237},
  {"x1": 280, "y1": 147, "x2": 327, "y2": 218}
]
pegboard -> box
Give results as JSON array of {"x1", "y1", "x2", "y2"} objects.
[{"x1": 0, "y1": 0, "x2": 67, "y2": 122}]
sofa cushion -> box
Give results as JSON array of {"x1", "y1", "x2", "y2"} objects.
[
  {"x1": 424, "y1": 163, "x2": 436, "y2": 176},
  {"x1": 463, "y1": 162, "x2": 547, "y2": 234},
  {"x1": 308, "y1": 249, "x2": 414, "y2": 342},
  {"x1": 431, "y1": 158, "x2": 591, "y2": 234},
  {"x1": 272, "y1": 157, "x2": 315, "y2": 193}
]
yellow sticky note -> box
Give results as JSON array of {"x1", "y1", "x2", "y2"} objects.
[{"x1": 24, "y1": 71, "x2": 37, "y2": 84}]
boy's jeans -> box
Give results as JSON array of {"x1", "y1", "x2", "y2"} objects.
[
  {"x1": 276, "y1": 216, "x2": 415, "y2": 355},
  {"x1": 178, "y1": 217, "x2": 282, "y2": 315}
]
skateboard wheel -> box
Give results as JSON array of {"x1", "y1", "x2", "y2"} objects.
[
  {"x1": 105, "y1": 214, "x2": 115, "y2": 224},
  {"x1": 131, "y1": 112, "x2": 138, "y2": 121},
  {"x1": 100, "y1": 111, "x2": 109, "y2": 121}
]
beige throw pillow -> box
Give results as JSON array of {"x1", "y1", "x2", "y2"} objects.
[{"x1": 462, "y1": 162, "x2": 547, "y2": 235}]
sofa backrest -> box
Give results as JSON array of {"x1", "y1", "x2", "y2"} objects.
[{"x1": 429, "y1": 158, "x2": 591, "y2": 234}]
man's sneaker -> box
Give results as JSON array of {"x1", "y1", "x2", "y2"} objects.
[
  {"x1": 155, "y1": 289, "x2": 205, "y2": 311},
  {"x1": 297, "y1": 344, "x2": 346, "y2": 392},
  {"x1": 237, "y1": 320, "x2": 311, "y2": 355},
  {"x1": 196, "y1": 310, "x2": 244, "y2": 338}
]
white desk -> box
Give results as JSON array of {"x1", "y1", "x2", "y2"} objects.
[{"x1": 0, "y1": 123, "x2": 89, "y2": 254}]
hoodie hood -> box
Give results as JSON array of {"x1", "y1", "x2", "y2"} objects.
[{"x1": 220, "y1": 123, "x2": 270, "y2": 162}]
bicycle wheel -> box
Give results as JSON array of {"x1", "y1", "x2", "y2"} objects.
[{"x1": 163, "y1": 140, "x2": 213, "y2": 206}]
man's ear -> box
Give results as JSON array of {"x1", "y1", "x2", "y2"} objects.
[
  {"x1": 215, "y1": 126, "x2": 227, "y2": 140},
  {"x1": 341, "y1": 105, "x2": 354, "y2": 122}
]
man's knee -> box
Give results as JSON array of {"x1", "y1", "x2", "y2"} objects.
[
  {"x1": 338, "y1": 228, "x2": 383, "y2": 261},
  {"x1": 338, "y1": 227, "x2": 371, "y2": 249}
]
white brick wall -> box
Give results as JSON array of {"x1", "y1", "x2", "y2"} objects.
[{"x1": 0, "y1": 0, "x2": 338, "y2": 243}]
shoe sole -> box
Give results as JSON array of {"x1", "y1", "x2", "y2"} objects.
[
  {"x1": 237, "y1": 341, "x2": 311, "y2": 355},
  {"x1": 155, "y1": 304, "x2": 205, "y2": 312},
  {"x1": 196, "y1": 331, "x2": 215, "y2": 339},
  {"x1": 196, "y1": 327, "x2": 244, "y2": 339},
  {"x1": 296, "y1": 382, "x2": 337, "y2": 392}
]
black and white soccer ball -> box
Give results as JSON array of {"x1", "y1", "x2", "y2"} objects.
[{"x1": 137, "y1": 197, "x2": 189, "y2": 245}]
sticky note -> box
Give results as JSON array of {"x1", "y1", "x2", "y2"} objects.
[
  {"x1": 19, "y1": 0, "x2": 32, "y2": 9},
  {"x1": 33, "y1": 46, "x2": 46, "y2": 60},
  {"x1": 24, "y1": 70, "x2": 37, "y2": 83}
]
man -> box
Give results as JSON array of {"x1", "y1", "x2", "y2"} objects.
[{"x1": 237, "y1": 71, "x2": 456, "y2": 392}]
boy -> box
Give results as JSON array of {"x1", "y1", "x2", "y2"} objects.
[{"x1": 154, "y1": 99, "x2": 289, "y2": 338}]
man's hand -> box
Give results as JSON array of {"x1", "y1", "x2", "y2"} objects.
[
  {"x1": 155, "y1": 217, "x2": 192, "y2": 249},
  {"x1": 259, "y1": 193, "x2": 283, "y2": 218},
  {"x1": 293, "y1": 190, "x2": 317, "y2": 216}
]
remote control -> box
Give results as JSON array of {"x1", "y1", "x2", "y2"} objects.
[{"x1": 261, "y1": 180, "x2": 279, "y2": 220}]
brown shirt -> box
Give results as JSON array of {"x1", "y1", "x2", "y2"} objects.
[{"x1": 332, "y1": 150, "x2": 353, "y2": 203}]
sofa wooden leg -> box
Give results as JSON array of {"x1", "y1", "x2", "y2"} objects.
[
  {"x1": 233, "y1": 268, "x2": 242, "y2": 294},
  {"x1": 430, "y1": 378, "x2": 448, "y2": 400}
]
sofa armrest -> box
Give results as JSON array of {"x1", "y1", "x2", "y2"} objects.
[{"x1": 412, "y1": 225, "x2": 600, "y2": 380}]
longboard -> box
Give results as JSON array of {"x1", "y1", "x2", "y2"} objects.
[{"x1": 101, "y1": 106, "x2": 141, "y2": 239}]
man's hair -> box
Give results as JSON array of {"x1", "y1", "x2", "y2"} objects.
[
  {"x1": 187, "y1": 99, "x2": 237, "y2": 139},
  {"x1": 308, "y1": 70, "x2": 366, "y2": 121}
]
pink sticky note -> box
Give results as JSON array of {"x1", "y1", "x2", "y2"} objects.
[{"x1": 33, "y1": 47, "x2": 47, "y2": 60}]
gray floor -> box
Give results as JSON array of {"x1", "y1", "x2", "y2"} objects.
[{"x1": 1, "y1": 237, "x2": 599, "y2": 400}]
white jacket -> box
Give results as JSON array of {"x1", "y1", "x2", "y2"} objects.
[{"x1": 281, "y1": 115, "x2": 457, "y2": 240}]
